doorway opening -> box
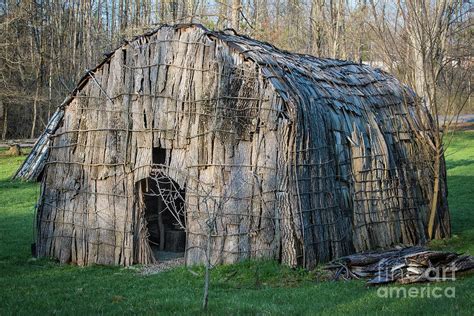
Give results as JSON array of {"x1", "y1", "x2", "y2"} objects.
[{"x1": 141, "y1": 148, "x2": 186, "y2": 261}]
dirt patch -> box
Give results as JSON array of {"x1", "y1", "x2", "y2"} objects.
[{"x1": 141, "y1": 257, "x2": 185, "y2": 275}]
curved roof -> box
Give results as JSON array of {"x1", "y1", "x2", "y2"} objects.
[
  {"x1": 73, "y1": 23, "x2": 416, "y2": 115},
  {"x1": 15, "y1": 23, "x2": 419, "y2": 181},
  {"x1": 205, "y1": 26, "x2": 415, "y2": 117}
]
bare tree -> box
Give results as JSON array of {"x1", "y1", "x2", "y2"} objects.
[
  {"x1": 231, "y1": 0, "x2": 241, "y2": 30},
  {"x1": 369, "y1": 0, "x2": 472, "y2": 238}
]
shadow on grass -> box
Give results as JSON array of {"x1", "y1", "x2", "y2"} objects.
[
  {"x1": 428, "y1": 174, "x2": 474, "y2": 255},
  {"x1": 446, "y1": 159, "x2": 474, "y2": 170}
]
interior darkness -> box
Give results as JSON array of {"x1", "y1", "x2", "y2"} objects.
[
  {"x1": 142, "y1": 147, "x2": 186, "y2": 260},
  {"x1": 152, "y1": 147, "x2": 166, "y2": 165}
]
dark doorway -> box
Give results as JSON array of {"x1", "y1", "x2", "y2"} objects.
[{"x1": 141, "y1": 148, "x2": 186, "y2": 261}]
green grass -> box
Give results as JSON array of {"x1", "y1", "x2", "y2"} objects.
[
  {"x1": 429, "y1": 131, "x2": 474, "y2": 255},
  {"x1": 1, "y1": 133, "x2": 474, "y2": 315}
]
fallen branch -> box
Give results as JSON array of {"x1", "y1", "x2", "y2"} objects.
[{"x1": 325, "y1": 247, "x2": 474, "y2": 285}]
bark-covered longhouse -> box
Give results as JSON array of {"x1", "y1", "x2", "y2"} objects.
[{"x1": 15, "y1": 24, "x2": 450, "y2": 268}]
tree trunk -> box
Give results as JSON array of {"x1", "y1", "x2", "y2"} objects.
[
  {"x1": 202, "y1": 228, "x2": 211, "y2": 310},
  {"x1": 231, "y1": 0, "x2": 241, "y2": 31},
  {"x1": 31, "y1": 73, "x2": 41, "y2": 139},
  {"x1": 428, "y1": 135, "x2": 441, "y2": 239},
  {"x1": 1, "y1": 102, "x2": 6, "y2": 140}
]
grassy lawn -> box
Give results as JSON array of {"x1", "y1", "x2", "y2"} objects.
[{"x1": 0, "y1": 132, "x2": 473, "y2": 315}]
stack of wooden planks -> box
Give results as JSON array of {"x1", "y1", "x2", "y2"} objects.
[{"x1": 326, "y1": 246, "x2": 474, "y2": 284}]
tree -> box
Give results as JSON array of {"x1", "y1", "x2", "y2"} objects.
[
  {"x1": 369, "y1": 0, "x2": 472, "y2": 238},
  {"x1": 231, "y1": 0, "x2": 241, "y2": 31}
]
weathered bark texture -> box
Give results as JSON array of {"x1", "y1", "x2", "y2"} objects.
[{"x1": 17, "y1": 24, "x2": 450, "y2": 268}]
